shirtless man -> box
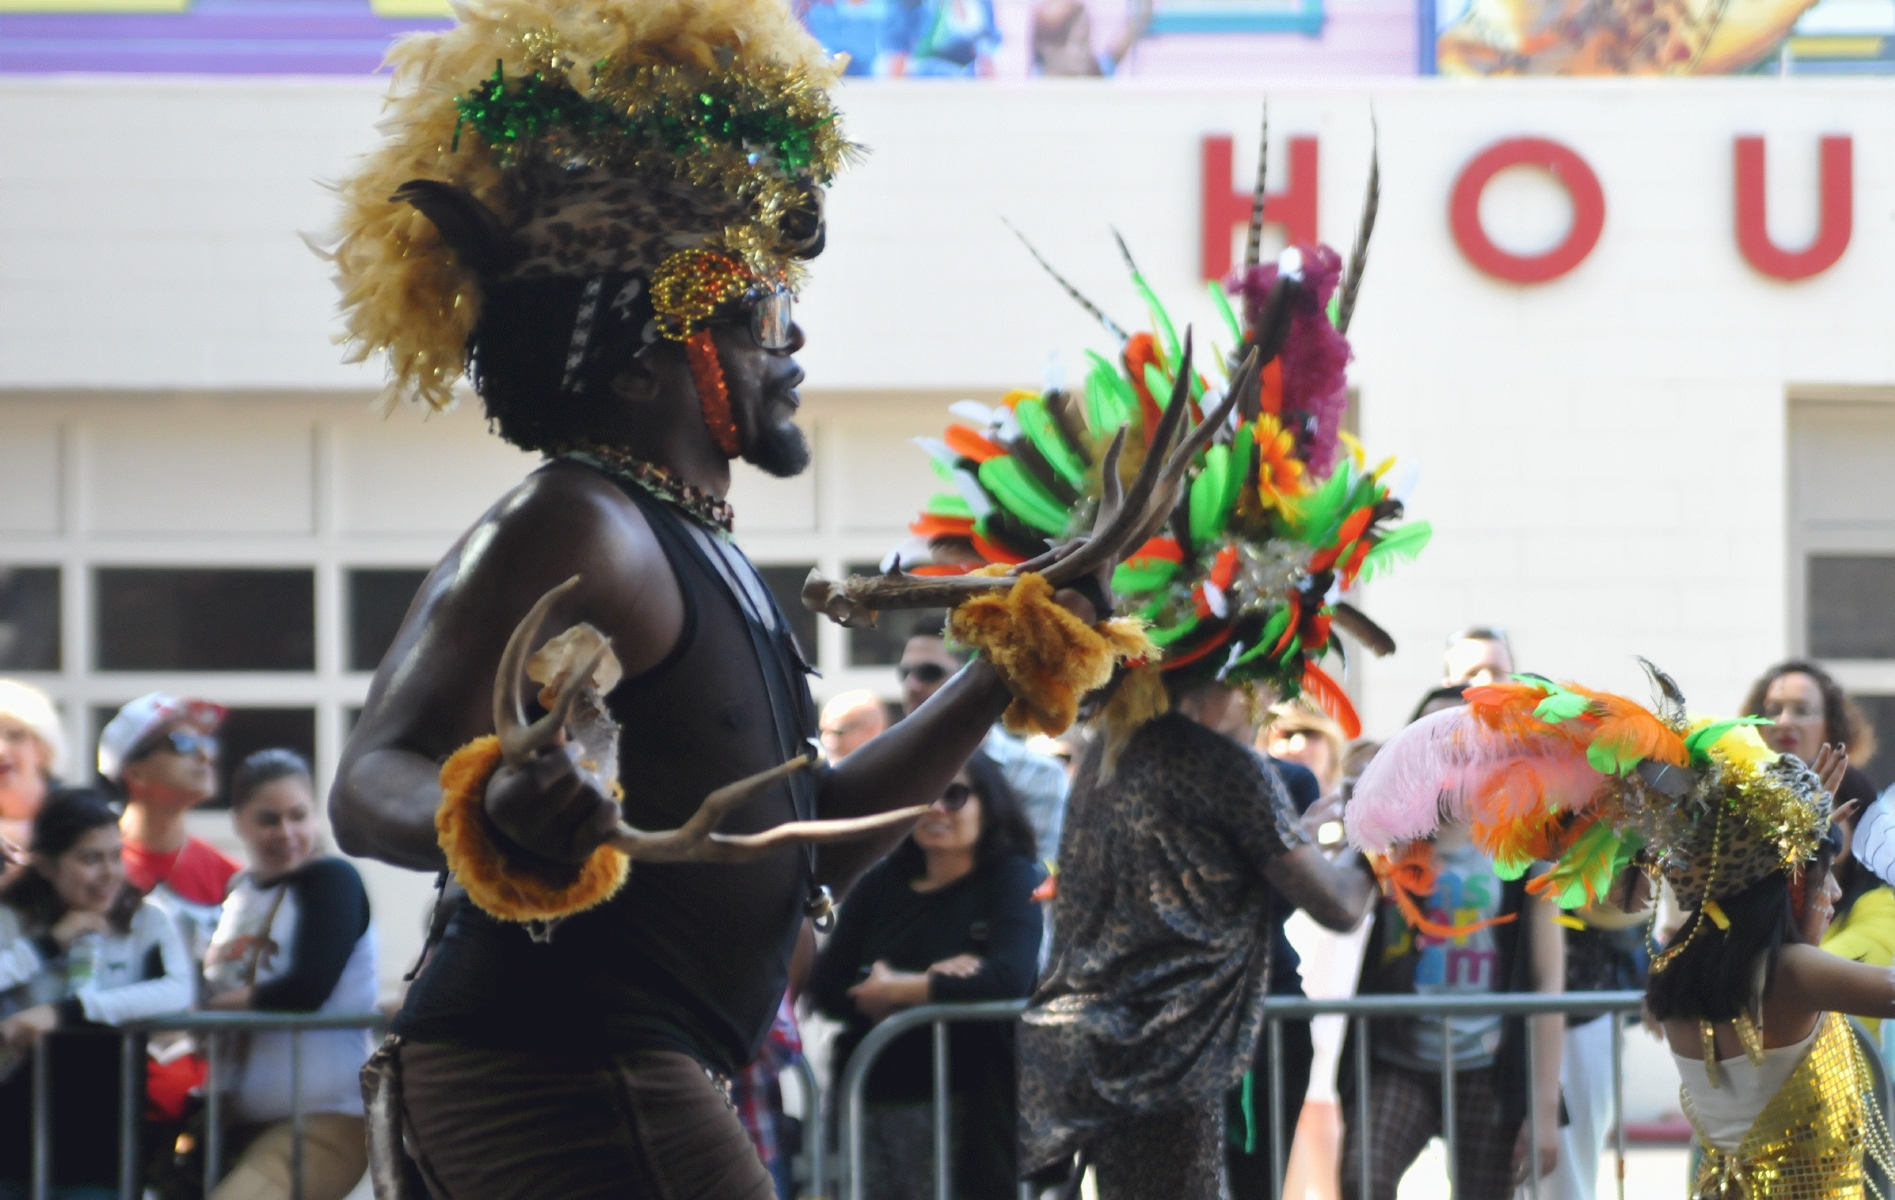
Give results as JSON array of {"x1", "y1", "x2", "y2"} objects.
[{"x1": 322, "y1": 3, "x2": 1083, "y2": 1196}]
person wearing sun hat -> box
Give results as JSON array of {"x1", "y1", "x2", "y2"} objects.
[
  {"x1": 0, "y1": 680, "x2": 66, "y2": 855},
  {"x1": 99, "y1": 692, "x2": 235, "y2": 972}
]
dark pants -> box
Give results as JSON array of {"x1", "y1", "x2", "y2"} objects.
[
  {"x1": 1225, "y1": 1018, "x2": 1313, "y2": 1200},
  {"x1": 398, "y1": 1043, "x2": 774, "y2": 1200},
  {"x1": 1339, "y1": 1062, "x2": 1521, "y2": 1200},
  {"x1": 1093, "y1": 1099, "x2": 1227, "y2": 1200}
]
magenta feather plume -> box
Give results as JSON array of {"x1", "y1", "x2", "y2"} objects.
[
  {"x1": 1345, "y1": 707, "x2": 1608, "y2": 856},
  {"x1": 1230, "y1": 244, "x2": 1352, "y2": 477}
]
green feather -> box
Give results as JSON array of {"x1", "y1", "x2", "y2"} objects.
[
  {"x1": 1112, "y1": 557, "x2": 1181, "y2": 596},
  {"x1": 1209, "y1": 282, "x2": 1243, "y2": 347},
  {"x1": 1085, "y1": 352, "x2": 1133, "y2": 434},
  {"x1": 1131, "y1": 273, "x2": 1180, "y2": 369},
  {"x1": 1148, "y1": 612, "x2": 1201, "y2": 647},
  {"x1": 1293, "y1": 465, "x2": 1355, "y2": 543},
  {"x1": 1190, "y1": 444, "x2": 1233, "y2": 547},
  {"x1": 925, "y1": 493, "x2": 974, "y2": 519},
  {"x1": 1543, "y1": 822, "x2": 1626, "y2": 909},
  {"x1": 978, "y1": 456, "x2": 1069, "y2": 536},
  {"x1": 1225, "y1": 424, "x2": 1255, "y2": 518},
  {"x1": 1355, "y1": 522, "x2": 1432, "y2": 584},
  {"x1": 1014, "y1": 396, "x2": 1088, "y2": 490},
  {"x1": 1143, "y1": 363, "x2": 1173, "y2": 413},
  {"x1": 1684, "y1": 717, "x2": 1772, "y2": 764},
  {"x1": 1531, "y1": 680, "x2": 1592, "y2": 726}
]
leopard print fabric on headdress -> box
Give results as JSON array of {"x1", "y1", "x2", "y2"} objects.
[
  {"x1": 1647, "y1": 753, "x2": 1831, "y2": 913},
  {"x1": 505, "y1": 168, "x2": 749, "y2": 284}
]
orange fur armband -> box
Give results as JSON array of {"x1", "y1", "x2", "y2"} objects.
[
  {"x1": 947, "y1": 572, "x2": 1160, "y2": 737},
  {"x1": 436, "y1": 735, "x2": 630, "y2": 924}
]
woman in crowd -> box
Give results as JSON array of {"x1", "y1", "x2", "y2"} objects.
[
  {"x1": 0, "y1": 788, "x2": 193, "y2": 1200},
  {"x1": 0, "y1": 681, "x2": 65, "y2": 855},
  {"x1": 811, "y1": 752, "x2": 1042, "y2": 1200},
  {"x1": 201, "y1": 750, "x2": 376, "y2": 1200}
]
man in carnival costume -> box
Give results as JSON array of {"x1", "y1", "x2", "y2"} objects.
[
  {"x1": 325, "y1": 2, "x2": 1139, "y2": 1196},
  {"x1": 817, "y1": 129, "x2": 1433, "y2": 1198},
  {"x1": 1347, "y1": 664, "x2": 1895, "y2": 1200}
]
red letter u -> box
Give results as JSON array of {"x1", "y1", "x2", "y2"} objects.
[{"x1": 1734, "y1": 136, "x2": 1852, "y2": 282}]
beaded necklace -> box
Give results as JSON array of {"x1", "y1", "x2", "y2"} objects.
[{"x1": 556, "y1": 442, "x2": 735, "y2": 535}]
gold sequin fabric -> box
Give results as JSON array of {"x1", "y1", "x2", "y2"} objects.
[{"x1": 1683, "y1": 1014, "x2": 1895, "y2": 1199}]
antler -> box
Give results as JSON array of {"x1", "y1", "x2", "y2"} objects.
[
  {"x1": 803, "y1": 332, "x2": 1255, "y2": 627},
  {"x1": 494, "y1": 576, "x2": 609, "y2": 769},
  {"x1": 610, "y1": 754, "x2": 928, "y2": 863}
]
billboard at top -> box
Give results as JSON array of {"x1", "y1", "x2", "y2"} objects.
[{"x1": 0, "y1": 0, "x2": 1884, "y2": 75}]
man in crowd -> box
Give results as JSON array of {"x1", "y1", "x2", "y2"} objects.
[
  {"x1": 0, "y1": 680, "x2": 64, "y2": 853},
  {"x1": 819, "y1": 689, "x2": 890, "y2": 762},
  {"x1": 901, "y1": 620, "x2": 1069, "y2": 866},
  {"x1": 99, "y1": 692, "x2": 236, "y2": 968},
  {"x1": 1443, "y1": 625, "x2": 1515, "y2": 687}
]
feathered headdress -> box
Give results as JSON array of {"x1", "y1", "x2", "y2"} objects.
[
  {"x1": 1346, "y1": 661, "x2": 1834, "y2": 963},
  {"x1": 328, "y1": 0, "x2": 852, "y2": 412},
  {"x1": 895, "y1": 116, "x2": 1425, "y2": 740}
]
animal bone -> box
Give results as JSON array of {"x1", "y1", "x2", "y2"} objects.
[
  {"x1": 495, "y1": 577, "x2": 928, "y2": 861},
  {"x1": 801, "y1": 333, "x2": 1256, "y2": 627}
]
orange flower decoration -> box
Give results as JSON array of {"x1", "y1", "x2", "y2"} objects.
[{"x1": 1255, "y1": 414, "x2": 1310, "y2": 512}]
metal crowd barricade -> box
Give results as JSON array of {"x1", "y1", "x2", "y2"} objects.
[
  {"x1": 29, "y1": 1010, "x2": 386, "y2": 1200},
  {"x1": 832, "y1": 991, "x2": 1649, "y2": 1200}
]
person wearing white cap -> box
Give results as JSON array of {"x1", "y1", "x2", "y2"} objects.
[
  {"x1": 0, "y1": 680, "x2": 64, "y2": 853},
  {"x1": 99, "y1": 693, "x2": 237, "y2": 968}
]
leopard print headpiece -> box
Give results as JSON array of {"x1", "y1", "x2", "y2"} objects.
[{"x1": 1638, "y1": 751, "x2": 1832, "y2": 914}]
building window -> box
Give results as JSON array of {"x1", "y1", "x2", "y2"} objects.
[
  {"x1": 1808, "y1": 555, "x2": 1895, "y2": 660},
  {"x1": 92, "y1": 703, "x2": 315, "y2": 808},
  {"x1": 842, "y1": 562, "x2": 945, "y2": 666},
  {"x1": 348, "y1": 568, "x2": 430, "y2": 672},
  {"x1": 0, "y1": 567, "x2": 60, "y2": 672},
  {"x1": 95, "y1": 568, "x2": 315, "y2": 672}
]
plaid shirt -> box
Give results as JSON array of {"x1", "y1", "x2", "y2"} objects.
[{"x1": 732, "y1": 994, "x2": 804, "y2": 1164}]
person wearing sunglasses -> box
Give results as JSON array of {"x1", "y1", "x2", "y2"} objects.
[
  {"x1": 810, "y1": 753, "x2": 1043, "y2": 1200},
  {"x1": 98, "y1": 694, "x2": 237, "y2": 973},
  {"x1": 902, "y1": 623, "x2": 1072, "y2": 869}
]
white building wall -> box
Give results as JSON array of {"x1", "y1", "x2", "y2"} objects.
[{"x1": 3, "y1": 74, "x2": 1893, "y2": 1003}]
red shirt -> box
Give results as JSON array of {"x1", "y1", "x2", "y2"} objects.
[{"x1": 123, "y1": 835, "x2": 240, "y2": 906}]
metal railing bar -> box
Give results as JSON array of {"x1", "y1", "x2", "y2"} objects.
[
  {"x1": 205, "y1": 1033, "x2": 224, "y2": 1196},
  {"x1": 1611, "y1": 1013, "x2": 1626, "y2": 1200},
  {"x1": 1260, "y1": 993, "x2": 1644, "y2": 1019},
  {"x1": 932, "y1": 1022, "x2": 951, "y2": 1200},
  {"x1": 1354, "y1": 1016, "x2": 1370, "y2": 1200},
  {"x1": 1267, "y1": 1017, "x2": 1285, "y2": 1200},
  {"x1": 1440, "y1": 1014, "x2": 1456, "y2": 1200},
  {"x1": 291, "y1": 1029, "x2": 306, "y2": 1200},
  {"x1": 123, "y1": 1012, "x2": 386, "y2": 1033},
  {"x1": 118, "y1": 1033, "x2": 139, "y2": 1200},
  {"x1": 836, "y1": 1000, "x2": 1024, "y2": 1200},
  {"x1": 31, "y1": 1037, "x2": 51, "y2": 1200},
  {"x1": 789, "y1": 1055, "x2": 826, "y2": 1200},
  {"x1": 1524, "y1": 1015, "x2": 1541, "y2": 1200}
]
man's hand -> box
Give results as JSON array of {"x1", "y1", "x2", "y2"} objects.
[
  {"x1": 205, "y1": 986, "x2": 254, "y2": 1012},
  {"x1": 49, "y1": 910, "x2": 109, "y2": 950},
  {"x1": 484, "y1": 743, "x2": 621, "y2": 864},
  {"x1": 2, "y1": 1004, "x2": 57, "y2": 1052}
]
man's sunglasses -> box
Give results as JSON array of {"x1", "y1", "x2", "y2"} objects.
[
  {"x1": 897, "y1": 663, "x2": 951, "y2": 686},
  {"x1": 132, "y1": 730, "x2": 218, "y2": 762},
  {"x1": 934, "y1": 783, "x2": 973, "y2": 812},
  {"x1": 714, "y1": 289, "x2": 794, "y2": 352}
]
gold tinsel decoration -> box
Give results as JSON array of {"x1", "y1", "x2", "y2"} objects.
[{"x1": 325, "y1": 0, "x2": 849, "y2": 413}]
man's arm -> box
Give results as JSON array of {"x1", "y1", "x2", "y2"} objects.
[
  {"x1": 330, "y1": 466, "x2": 682, "y2": 870},
  {"x1": 1262, "y1": 846, "x2": 1375, "y2": 932}
]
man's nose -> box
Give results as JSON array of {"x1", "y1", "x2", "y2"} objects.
[{"x1": 775, "y1": 322, "x2": 805, "y2": 356}]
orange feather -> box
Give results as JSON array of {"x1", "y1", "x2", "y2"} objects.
[
  {"x1": 1568, "y1": 685, "x2": 1689, "y2": 769},
  {"x1": 1301, "y1": 661, "x2": 1362, "y2": 739}
]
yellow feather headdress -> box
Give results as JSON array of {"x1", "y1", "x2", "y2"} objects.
[{"x1": 328, "y1": 0, "x2": 850, "y2": 412}]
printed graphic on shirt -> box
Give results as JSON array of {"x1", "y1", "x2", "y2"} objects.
[{"x1": 1379, "y1": 838, "x2": 1505, "y2": 1067}]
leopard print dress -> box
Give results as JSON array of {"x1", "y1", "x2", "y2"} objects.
[{"x1": 1018, "y1": 712, "x2": 1306, "y2": 1197}]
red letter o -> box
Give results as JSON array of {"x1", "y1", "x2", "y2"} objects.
[{"x1": 1450, "y1": 138, "x2": 1605, "y2": 284}]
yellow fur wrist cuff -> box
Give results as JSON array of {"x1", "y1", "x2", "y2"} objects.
[
  {"x1": 436, "y1": 735, "x2": 630, "y2": 924},
  {"x1": 947, "y1": 572, "x2": 1160, "y2": 737}
]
